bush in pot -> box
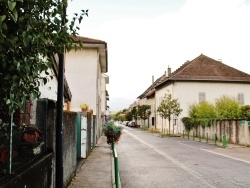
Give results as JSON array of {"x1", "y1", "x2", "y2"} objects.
[{"x1": 103, "y1": 121, "x2": 123, "y2": 145}]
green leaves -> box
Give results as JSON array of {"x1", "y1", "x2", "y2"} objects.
[
  {"x1": 8, "y1": 1, "x2": 16, "y2": 11},
  {"x1": 0, "y1": 15, "x2": 6, "y2": 25},
  {"x1": 186, "y1": 95, "x2": 244, "y2": 128},
  {"x1": 0, "y1": 0, "x2": 88, "y2": 114},
  {"x1": 157, "y1": 94, "x2": 182, "y2": 121},
  {"x1": 215, "y1": 95, "x2": 242, "y2": 119}
]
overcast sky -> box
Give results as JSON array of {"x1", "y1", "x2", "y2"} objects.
[{"x1": 67, "y1": 0, "x2": 250, "y2": 111}]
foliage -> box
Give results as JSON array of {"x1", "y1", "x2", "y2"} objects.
[
  {"x1": 79, "y1": 103, "x2": 88, "y2": 110},
  {"x1": 125, "y1": 110, "x2": 132, "y2": 121},
  {"x1": 157, "y1": 94, "x2": 182, "y2": 133},
  {"x1": 188, "y1": 103, "x2": 198, "y2": 118},
  {"x1": 215, "y1": 95, "x2": 242, "y2": 119},
  {"x1": 185, "y1": 95, "x2": 245, "y2": 130},
  {"x1": 160, "y1": 133, "x2": 181, "y2": 138},
  {"x1": 241, "y1": 105, "x2": 250, "y2": 120},
  {"x1": 196, "y1": 101, "x2": 216, "y2": 126},
  {"x1": 103, "y1": 121, "x2": 123, "y2": 145},
  {"x1": 113, "y1": 111, "x2": 126, "y2": 122},
  {"x1": 181, "y1": 117, "x2": 194, "y2": 131},
  {"x1": 0, "y1": 0, "x2": 88, "y2": 113},
  {"x1": 131, "y1": 106, "x2": 138, "y2": 121},
  {"x1": 137, "y1": 104, "x2": 151, "y2": 127}
]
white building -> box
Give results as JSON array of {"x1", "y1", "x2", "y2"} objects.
[
  {"x1": 137, "y1": 54, "x2": 250, "y2": 133},
  {"x1": 65, "y1": 36, "x2": 108, "y2": 137}
]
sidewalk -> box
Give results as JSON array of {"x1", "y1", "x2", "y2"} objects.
[{"x1": 68, "y1": 136, "x2": 114, "y2": 188}]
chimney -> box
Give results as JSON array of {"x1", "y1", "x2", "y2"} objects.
[
  {"x1": 166, "y1": 66, "x2": 171, "y2": 77},
  {"x1": 168, "y1": 67, "x2": 171, "y2": 76},
  {"x1": 152, "y1": 75, "x2": 154, "y2": 84}
]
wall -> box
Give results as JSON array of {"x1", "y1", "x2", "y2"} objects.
[
  {"x1": 39, "y1": 69, "x2": 58, "y2": 101},
  {"x1": 192, "y1": 120, "x2": 250, "y2": 146},
  {"x1": 155, "y1": 81, "x2": 250, "y2": 133},
  {"x1": 63, "y1": 112, "x2": 77, "y2": 187},
  {"x1": 1, "y1": 153, "x2": 53, "y2": 188},
  {"x1": 65, "y1": 49, "x2": 98, "y2": 113}
]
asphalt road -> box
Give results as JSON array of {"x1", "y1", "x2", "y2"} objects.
[{"x1": 116, "y1": 123, "x2": 250, "y2": 188}]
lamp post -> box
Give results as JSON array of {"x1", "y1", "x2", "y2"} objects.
[{"x1": 56, "y1": 2, "x2": 66, "y2": 188}]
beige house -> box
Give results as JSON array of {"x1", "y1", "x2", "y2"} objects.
[
  {"x1": 137, "y1": 54, "x2": 250, "y2": 133},
  {"x1": 65, "y1": 36, "x2": 109, "y2": 136}
]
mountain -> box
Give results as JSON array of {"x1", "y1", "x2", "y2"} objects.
[{"x1": 108, "y1": 98, "x2": 135, "y2": 111}]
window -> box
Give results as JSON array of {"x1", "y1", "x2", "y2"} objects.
[
  {"x1": 199, "y1": 92, "x2": 206, "y2": 103},
  {"x1": 238, "y1": 93, "x2": 244, "y2": 105}
]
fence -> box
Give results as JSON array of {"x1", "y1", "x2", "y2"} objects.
[
  {"x1": 189, "y1": 120, "x2": 250, "y2": 146},
  {"x1": 0, "y1": 99, "x2": 48, "y2": 184}
]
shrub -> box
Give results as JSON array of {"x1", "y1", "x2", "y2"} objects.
[
  {"x1": 215, "y1": 95, "x2": 242, "y2": 119},
  {"x1": 103, "y1": 121, "x2": 123, "y2": 145}
]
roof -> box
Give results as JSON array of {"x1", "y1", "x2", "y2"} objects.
[
  {"x1": 71, "y1": 36, "x2": 107, "y2": 44},
  {"x1": 168, "y1": 54, "x2": 250, "y2": 82},
  {"x1": 138, "y1": 54, "x2": 250, "y2": 99},
  {"x1": 137, "y1": 75, "x2": 166, "y2": 99}
]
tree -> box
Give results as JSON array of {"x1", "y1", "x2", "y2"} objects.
[
  {"x1": 215, "y1": 95, "x2": 242, "y2": 119},
  {"x1": 157, "y1": 94, "x2": 182, "y2": 134},
  {"x1": 114, "y1": 111, "x2": 122, "y2": 121},
  {"x1": 137, "y1": 104, "x2": 151, "y2": 128},
  {"x1": 196, "y1": 101, "x2": 216, "y2": 126},
  {"x1": 125, "y1": 110, "x2": 132, "y2": 121},
  {"x1": 0, "y1": 0, "x2": 88, "y2": 113},
  {"x1": 130, "y1": 106, "x2": 138, "y2": 124}
]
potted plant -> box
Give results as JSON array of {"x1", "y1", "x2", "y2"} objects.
[
  {"x1": 79, "y1": 103, "x2": 88, "y2": 112},
  {"x1": 103, "y1": 121, "x2": 123, "y2": 145}
]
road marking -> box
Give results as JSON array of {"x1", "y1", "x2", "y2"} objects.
[
  {"x1": 123, "y1": 129, "x2": 216, "y2": 188},
  {"x1": 178, "y1": 141, "x2": 250, "y2": 164},
  {"x1": 201, "y1": 149, "x2": 250, "y2": 164},
  {"x1": 178, "y1": 142, "x2": 200, "y2": 149}
]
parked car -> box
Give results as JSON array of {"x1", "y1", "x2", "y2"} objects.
[
  {"x1": 128, "y1": 121, "x2": 137, "y2": 127},
  {"x1": 122, "y1": 121, "x2": 129, "y2": 126}
]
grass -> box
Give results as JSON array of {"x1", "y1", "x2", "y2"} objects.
[{"x1": 160, "y1": 133, "x2": 181, "y2": 138}]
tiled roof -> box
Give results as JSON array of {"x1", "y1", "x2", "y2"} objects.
[
  {"x1": 137, "y1": 75, "x2": 166, "y2": 99},
  {"x1": 70, "y1": 35, "x2": 106, "y2": 44},
  {"x1": 138, "y1": 54, "x2": 250, "y2": 99},
  {"x1": 169, "y1": 54, "x2": 250, "y2": 82}
]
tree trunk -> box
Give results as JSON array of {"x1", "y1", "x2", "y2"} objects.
[{"x1": 168, "y1": 119, "x2": 171, "y2": 134}]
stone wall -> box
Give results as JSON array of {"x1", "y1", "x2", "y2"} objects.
[{"x1": 193, "y1": 120, "x2": 250, "y2": 146}]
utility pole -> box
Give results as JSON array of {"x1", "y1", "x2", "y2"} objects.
[{"x1": 56, "y1": 2, "x2": 66, "y2": 188}]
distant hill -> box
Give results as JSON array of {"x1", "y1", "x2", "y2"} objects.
[{"x1": 108, "y1": 98, "x2": 135, "y2": 111}]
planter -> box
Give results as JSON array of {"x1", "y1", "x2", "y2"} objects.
[{"x1": 103, "y1": 121, "x2": 123, "y2": 145}]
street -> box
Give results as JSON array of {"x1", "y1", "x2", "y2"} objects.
[{"x1": 116, "y1": 123, "x2": 250, "y2": 188}]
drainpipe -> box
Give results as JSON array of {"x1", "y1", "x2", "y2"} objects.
[{"x1": 56, "y1": 3, "x2": 66, "y2": 188}]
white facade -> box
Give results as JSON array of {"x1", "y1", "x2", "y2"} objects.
[
  {"x1": 155, "y1": 81, "x2": 250, "y2": 134},
  {"x1": 137, "y1": 54, "x2": 250, "y2": 134},
  {"x1": 101, "y1": 74, "x2": 109, "y2": 115},
  {"x1": 65, "y1": 49, "x2": 100, "y2": 113},
  {"x1": 39, "y1": 68, "x2": 58, "y2": 101},
  {"x1": 64, "y1": 37, "x2": 108, "y2": 139}
]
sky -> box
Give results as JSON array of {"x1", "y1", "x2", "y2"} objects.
[{"x1": 67, "y1": 0, "x2": 250, "y2": 111}]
